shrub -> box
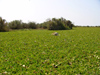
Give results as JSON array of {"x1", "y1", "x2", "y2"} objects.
[
  {"x1": 0, "y1": 17, "x2": 9, "y2": 32},
  {"x1": 28, "y1": 22, "x2": 37, "y2": 29},
  {"x1": 22, "y1": 23, "x2": 29, "y2": 29},
  {"x1": 47, "y1": 17, "x2": 74, "y2": 30},
  {"x1": 8, "y1": 20, "x2": 23, "y2": 29}
]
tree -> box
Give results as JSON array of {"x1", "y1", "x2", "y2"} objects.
[
  {"x1": 0, "y1": 17, "x2": 9, "y2": 32},
  {"x1": 8, "y1": 20, "x2": 23, "y2": 29},
  {"x1": 47, "y1": 17, "x2": 74, "y2": 30},
  {"x1": 66, "y1": 20, "x2": 74, "y2": 29},
  {"x1": 28, "y1": 22, "x2": 37, "y2": 29},
  {"x1": 22, "y1": 23, "x2": 28, "y2": 29}
]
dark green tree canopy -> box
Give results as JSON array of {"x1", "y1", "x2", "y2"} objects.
[
  {"x1": 0, "y1": 17, "x2": 74, "y2": 31},
  {"x1": 39, "y1": 17, "x2": 74, "y2": 30},
  {"x1": 0, "y1": 17, "x2": 9, "y2": 32}
]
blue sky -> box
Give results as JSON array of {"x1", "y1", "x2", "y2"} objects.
[{"x1": 0, "y1": 0, "x2": 100, "y2": 26}]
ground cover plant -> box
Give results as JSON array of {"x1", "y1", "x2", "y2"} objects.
[{"x1": 0, "y1": 27, "x2": 100, "y2": 75}]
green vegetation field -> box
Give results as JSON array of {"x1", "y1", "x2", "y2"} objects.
[{"x1": 0, "y1": 27, "x2": 100, "y2": 75}]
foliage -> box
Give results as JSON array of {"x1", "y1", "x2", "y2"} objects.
[
  {"x1": 0, "y1": 17, "x2": 74, "y2": 30},
  {"x1": 38, "y1": 22, "x2": 48, "y2": 29},
  {"x1": 0, "y1": 17, "x2": 9, "y2": 32},
  {"x1": 28, "y1": 22, "x2": 37, "y2": 29},
  {"x1": 40, "y1": 17, "x2": 74, "y2": 30},
  {"x1": 8, "y1": 21, "x2": 37, "y2": 29},
  {"x1": 0, "y1": 27, "x2": 100, "y2": 74},
  {"x1": 22, "y1": 23, "x2": 29, "y2": 29},
  {"x1": 8, "y1": 20, "x2": 23, "y2": 29}
]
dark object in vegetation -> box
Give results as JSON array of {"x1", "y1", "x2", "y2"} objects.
[
  {"x1": 52, "y1": 32, "x2": 58, "y2": 36},
  {"x1": 52, "y1": 64, "x2": 58, "y2": 68}
]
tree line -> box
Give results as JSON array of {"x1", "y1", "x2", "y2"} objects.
[{"x1": 0, "y1": 17, "x2": 74, "y2": 32}]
